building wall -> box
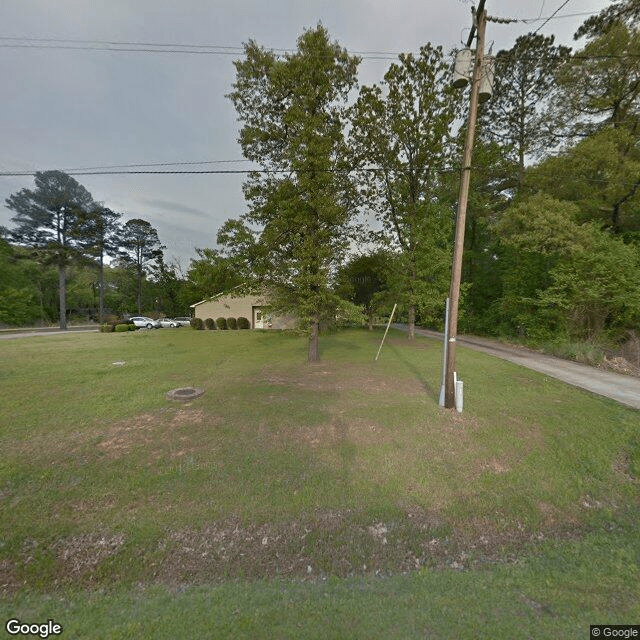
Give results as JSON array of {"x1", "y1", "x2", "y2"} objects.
[
  {"x1": 192, "y1": 293, "x2": 297, "y2": 330},
  {"x1": 193, "y1": 294, "x2": 259, "y2": 324}
]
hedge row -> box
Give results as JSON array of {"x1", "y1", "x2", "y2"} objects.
[
  {"x1": 192, "y1": 316, "x2": 251, "y2": 330},
  {"x1": 100, "y1": 322, "x2": 136, "y2": 333}
]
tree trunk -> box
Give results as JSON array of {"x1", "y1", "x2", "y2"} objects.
[
  {"x1": 58, "y1": 262, "x2": 67, "y2": 330},
  {"x1": 98, "y1": 255, "x2": 105, "y2": 324},
  {"x1": 407, "y1": 305, "x2": 415, "y2": 340},
  {"x1": 308, "y1": 319, "x2": 320, "y2": 362},
  {"x1": 136, "y1": 265, "x2": 143, "y2": 314},
  {"x1": 367, "y1": 312, "x2": 373, "y2": 331}
]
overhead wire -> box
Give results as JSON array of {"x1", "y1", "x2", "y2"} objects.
[
  {"x1": 0, "y1": 36, "x2": 402, "y2": 60},
  {"x1": 533, "y1": 0, "x2": 573, "y2": 34}
]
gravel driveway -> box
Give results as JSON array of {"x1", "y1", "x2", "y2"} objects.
[{"x1": 394, "y1": 324, "x2": 640, "y2": 411}]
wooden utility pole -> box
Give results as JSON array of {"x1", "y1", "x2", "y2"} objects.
[{"x1": 444, "y1": 1, "x2": 487, "y2": 409}]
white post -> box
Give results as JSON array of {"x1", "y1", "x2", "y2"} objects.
[
  {"x1": 456, "y1": 379, "x2": 464, "y2": 413},
  {"x1": 375, "y1": 303, "x2": 398, "y2": 362}
]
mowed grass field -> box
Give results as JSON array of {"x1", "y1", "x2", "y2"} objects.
[{"x1": 1, "y1": 327, "x2": 639, "y2": 639}]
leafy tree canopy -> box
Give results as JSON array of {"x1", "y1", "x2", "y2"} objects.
[{"x1": 228, "y1": 24, "x2": 359, "y2": 361}]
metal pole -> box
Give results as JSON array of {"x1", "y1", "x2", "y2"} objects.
[
  {"x1": 444, "y1": 2, "x2": 487, "y2": 409},
  {"x1": 375, "y1": 303, "x2": 398, "y2": 362},
  {"x1": 439, "y1": 298, "x2": 450, "y2": 407}
]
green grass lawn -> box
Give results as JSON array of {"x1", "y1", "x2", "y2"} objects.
[{"x1": 1, "y1": 328, "x2": 639, "y2": 638}]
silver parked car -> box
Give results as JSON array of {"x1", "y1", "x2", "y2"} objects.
[
  {"x1": 172, "y1": 317, "x2": 192, "y2": 327},
  {"x1": 157, "y1": 317, "x2": 181, "y2": 328},
  {"x1": 130, "y1": 316, "x2": 160, "y2": 329}
]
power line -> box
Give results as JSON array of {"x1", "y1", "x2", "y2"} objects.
[
  {"x1": 534, "y1": 0, "x2": 573, "y2": 34},
  {"x1": 0, "y1": 36, "x2": 402, "y2": 60},
  {"x1": 5, "y1": 37, "x2": 639, "y2": 64},
  {"x1": 1, "y1": 165, "x2": 635, "y2": 188},
  {"x1": 58, "y1": 159, "x2": 252, "y2": 171},
  {"x1": 519, "y1": 10, "x2": 600, "y2": 22}
]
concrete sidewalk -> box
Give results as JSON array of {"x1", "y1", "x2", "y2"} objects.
[{"x1": 394, "y1": 324, "x2": 640, "y2": 411}]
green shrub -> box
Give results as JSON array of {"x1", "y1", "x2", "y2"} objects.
[
  {"x1": 115, "y1": 324, "x2": 131, "y2": 333},
  {"x1": 204, "y1": 318, "x2": 216, "y2": 330},
  {"x1": 190, "y1": 317, "x2": 204, "y2": 330},
  {"x1": 237, "y1": 317, "x2": 250, "y2": 330},
  {"x1": 227, "y1": 317, "x2": 238, "y2": 330},
  {"x1": 128, "y1": 323, "x2": 136, "y2": 331},
  {"x1": 100, "y1": 324, "x2": 115, "y2": 333},
  {"x1": 216, "y1": 317, "x2": 228, "y2": 330}
]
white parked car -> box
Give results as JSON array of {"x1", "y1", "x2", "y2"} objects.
[
  {"x1": 173, "y1": 317, "x2": 192, "y2": 327},
  {"x1": 130, "y1": 316, "x2": 160, "y2": 329}
]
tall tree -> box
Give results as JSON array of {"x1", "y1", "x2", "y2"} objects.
[
  {"x1": 349, "y1": 44, "x2": 457, "y2": 338},
  {"x1": 5, "y1": 171, "x2": 93, "y2": 329},
  {"x1": 478, "y1": 34, "x2": 571, "y2": 192},
  {"x1": 546, "y1": 15, "x2": 640, "y2": 240},
  {"x1": 228, "y1": 25, "x2": 359, "y2": 362},
  {"x1": 119, "y1": 218, "x2": 165, "y2": 314},
  {"x1": 73, "y1": 205, "x2": 122, "y2": 322},
  {"x1": 556, "y1": 21, "x2": 640, "y2": 137}
]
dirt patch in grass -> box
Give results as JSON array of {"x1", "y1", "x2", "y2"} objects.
[
  {"x1": 53, "y1": 533, "x2": 126, "y2": 577},
  {"x1": 96, "y1": 409, "x2": 220, "y2": 462},
  {"x1": 0, "y1": 505, "x2": 595, "y2": 594},
  {"x1": 120, "y1": 513, "x2": 587, "y2": 585}
]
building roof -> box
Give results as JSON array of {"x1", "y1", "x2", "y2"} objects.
[{"x1": 189, "y1": 284, "x2": 263, "y2": 308}]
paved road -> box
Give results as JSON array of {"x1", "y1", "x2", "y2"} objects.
[
  {"x1": 0, "y1": 326, "x2": 98, "y2": 340},
  {"x1": 394, "y1": 324, "x2": 640, "y2": 411}
]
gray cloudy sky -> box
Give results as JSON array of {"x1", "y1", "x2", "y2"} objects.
[{"x1": 0, "y1": 0, "x2": 609, "y2": 269}]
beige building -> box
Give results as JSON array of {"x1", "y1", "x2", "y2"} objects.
[{"x1": 190, "y1": 292, "x2": 297, "y2": 330}]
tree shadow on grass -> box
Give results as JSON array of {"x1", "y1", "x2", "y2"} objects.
[{"x1": 386, "y1": 343, "x2": 439, "y2": 403}]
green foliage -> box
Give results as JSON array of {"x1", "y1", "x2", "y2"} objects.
[
  {"x1": 204, "y1": 318, "x2": 216, "y2": 330},
  {"x1": 349, "y1": 44, "x2": 457, "y2": 334},
  {"x1": 184, "y1": 247, "x2": 245, "y2": 306},
  {"x1": 190, "y1": 317, "x2": 204, "y2": 330},
  {"x1": 556, "y1": 22, "x2": 640, "y2": 136},
  {"x1": 526, "y1": 128, "x2": 640, "y2": 238},
  {"x1": 237, "y1": 317, "x2": 250, "y2": 329},
  {"x1": 335, "y1": 251, "x2": 391, "y2": 328},
  {"x1": 539, "y1": 339, "x2": 606, "y2": 367},
  {"x1": 496, "y1": 193, "x2": 640, "y2": 340},
  {"x1": 114, "y1": 324, "x2": 130, "y2": 332},
  {"x1": 100, "y1": 324, "x2": 115, "y2": 333},
  {"x1": 226, "y1": 317, "x2": 238, "y2": 330},
  {"x1": 216, "y1": 317, "x2": 228, "y2": 330},
  {"x1": 228, "y1": 24, "x2": 360, "y2": 361}
]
